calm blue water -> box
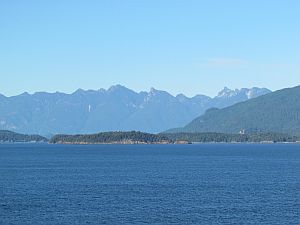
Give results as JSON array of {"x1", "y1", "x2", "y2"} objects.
[{"x1": 0, "y1": 144, "x2": 299, "y2": 225}]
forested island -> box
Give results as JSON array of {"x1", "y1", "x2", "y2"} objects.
[
  {"x1": 163, "y1": 132, "x2": 300, "y2": 143},
  {"x1": 0, "y1": 130, "x2": 48, "y2": 143},
  {"x1": 50, "y1": 131, "x2": 300, "y2": 145},
  {"x1": 49, "y1": 131, "x2": 173, "y2": 144}
]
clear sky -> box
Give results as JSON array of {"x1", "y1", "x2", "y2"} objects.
[{"x1": 0, "y1": 0, "x2": 299, "y2": 97}]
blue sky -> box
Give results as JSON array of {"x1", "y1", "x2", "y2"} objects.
[{"x1": 0, "y1": 0, "x2": 299, "y2": 97}]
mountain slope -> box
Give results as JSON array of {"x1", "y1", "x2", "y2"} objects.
[
  {"x1": 168, "y1": 85, "x2": 300, "y2": 135},
  {"x1": 0, "y1": 85, "x2": 270, "y2": 135}
]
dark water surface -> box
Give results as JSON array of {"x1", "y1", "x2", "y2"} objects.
[{"x1": 0, "y1": 144, "x2": 299, "y2": 225}]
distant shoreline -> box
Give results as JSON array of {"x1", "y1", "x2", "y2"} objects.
[{"x1": 1, "y1": 130, "x2": 300, "y2": 145}]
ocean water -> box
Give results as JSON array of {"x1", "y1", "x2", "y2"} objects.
[{"x1": 0, "y1": 144, "x2": 299, "y2": 225}]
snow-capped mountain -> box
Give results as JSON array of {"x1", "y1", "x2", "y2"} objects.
[
  {"x1": 217, "y1": 87, "x2": 270, "y2": 99},
  {"x1": 213, "y1": 87, "x2": 271, "y2": 108}
]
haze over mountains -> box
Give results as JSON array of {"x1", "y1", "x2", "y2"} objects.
[
  {"x1": 168, "y1": 85, "x2": 300, "y2": 136},
  {"x1": 0, "y1": 85, "x2": 270, "y2": 136}
]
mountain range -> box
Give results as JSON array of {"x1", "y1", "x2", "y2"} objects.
[
  {"x1": 0, "y1": 85, "x2": 270, "y2": 135},
  {"x1": 168, "y1": 85, "x2": 300, "y2": 135}
]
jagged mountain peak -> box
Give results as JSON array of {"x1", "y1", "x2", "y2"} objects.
[
  {"x1": 20, "y1": 92, "x2": 30, "y2": 96},
  {"x1": 176, "y1": 94, "x2": 188, "y2": 102},
  {"x1": 217, "y1": 87, "x2": 271, "y2": 99},
  {"x1": 145, "y1": 88, "x2": 175, "y2": 104},
  {"x1": 108, "y1": 84, "x2": 132, "y2": 93},
  {"x1": 98, "y1": 88, "x2": 106, "y2": 93},
  {"x1": 217, "y1": 87, "x2": 237, "y2": 98},
  {"x1": 73, "y1": 88, "x2": 86, "y2": 95},
  {"x1": 149, "y1": 87, "x2": 170, "y2": 95},
  {"x1": 150, "y1": 87, "x2": 157, "y2": 93}
]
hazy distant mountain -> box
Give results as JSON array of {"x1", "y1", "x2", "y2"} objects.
[
  {"x1": 0, "y1": 130, "x2": 48, "y2": 142},
  {"x1": 167, "y1": 85, "x2": 300, "y2": 135},
  {"x1": 0, "y1": 85, "x2": 270, "y2": 135}
]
